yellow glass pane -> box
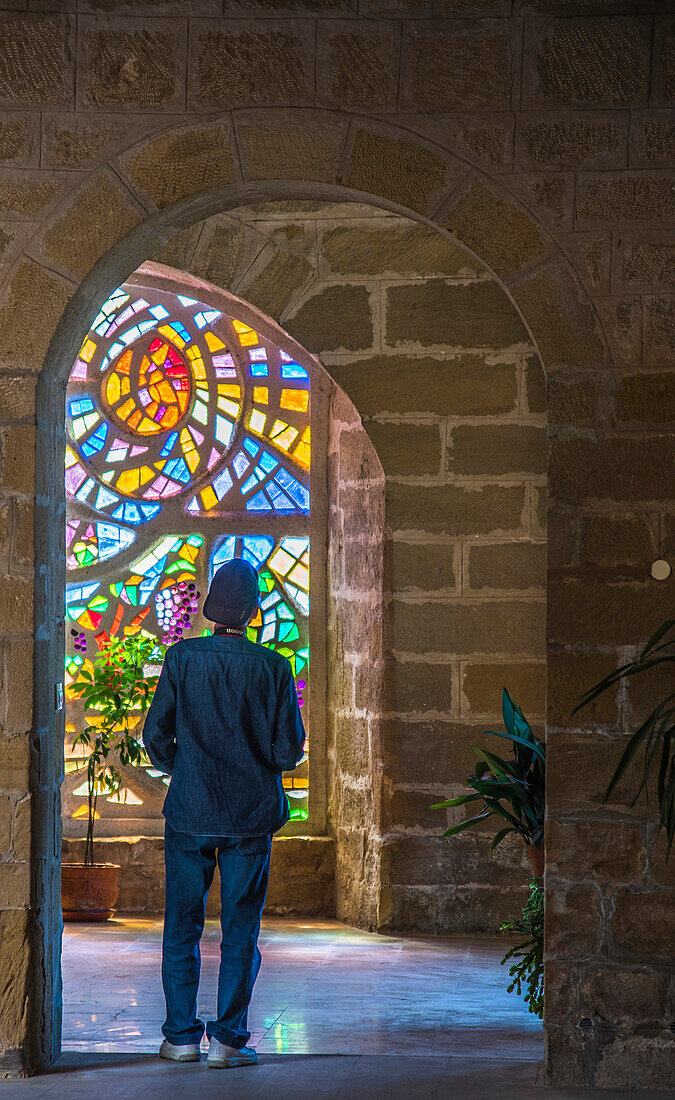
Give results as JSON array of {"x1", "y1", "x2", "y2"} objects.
[
  {"x1": 135, "y1": 416, "x2": 154, "y2": 434},
  {"x1": 106, "y1": 373, "x2": 121, "y2": 405},
  {"x1": 232, "y1": 319, "x2": 251, "y2": 334},
  {"x1": 117, "y1": 398, "x2": 135, "y2": 421},
  {"x1": 280, "y1": 388, "x2": 309, "y2": 412},
  {"x1": 293, "y1": 427, "x2": 310, "y2": 471},
  {"x1": 293, "y1": 444, "x2": 310, "y2": 470},
  {"x1": 120, "y1": 376, "x2": 131, "y2": 396},
  {"x1": 116, "y1": 468, "x2": 141, "y2": 493},
  {"x1": 79, "y1": 338, "x2": 97, "y2": 362},
  {"x1": 271, "y1": 426, "x2": 298, "y2": 451},
  {"x1": 201, "y1": 485, "x2": 218, "y2": 510},
  {"x1": 218, "y1": 385, "x2": 241, "y2": 399},
  {"x1": 184, "y1": 448, "x2": 200, "y2": 473},
  {"x1": 72, "y1": 805, "x2": 99, "y2": 819},
  {"x1": 253, "y1": 387, "x2": 269, "y2": 405},
  {"x1": 151, "y1": 342, "x2": 169, "y2": 365},
  {"x1": 158, "y1": 325, "x2": 185, "y2": 348},
  {"x1": 238, "y1": 330, "x2": 258, "y2": 346},
  {"x1": 153, "y1": 380, "x2": 175, "y2": 403},
  {"x1": 204, "y1": 332, "x2": 226, "y2": 352}
]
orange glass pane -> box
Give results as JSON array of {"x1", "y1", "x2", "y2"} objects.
[
  {"x1": 116, "y1": 349, "x2": 132, "y2": 374},
  {"x1": 280, "y1": 388, "x2": 309, "y2": 412}
]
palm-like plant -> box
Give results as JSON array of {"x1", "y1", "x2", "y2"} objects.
[
  {"x1": 72, "y1": 634, "x2": 162, "y2": 866},
  {"x1": 573, "y1": 619, "x2": 675, "y2": 856},
  {"x1": 432, "y1": 688, "x2": 545, "y2": 852}
]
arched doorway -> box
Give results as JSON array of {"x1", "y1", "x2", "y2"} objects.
[{"x1": 38, "y1": 190, "x2": 550, "y2": 1066}]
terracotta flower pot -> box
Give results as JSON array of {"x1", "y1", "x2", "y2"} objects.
[
  {"x1": 61, "y1": 863, "x2": 120, "y2": 922},
  {"x1": 526, "y1": 844, "x2": 545, "y2": 879}
]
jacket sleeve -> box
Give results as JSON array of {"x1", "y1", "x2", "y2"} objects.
[
  {"x1": 142, "y1": 648, "x2": 178, "y2": 775},
  {"x1": 271, "y1": 666, "x2": 306, "y2": 773}
]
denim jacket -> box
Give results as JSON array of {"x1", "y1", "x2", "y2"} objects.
[{"x1": 142, "y1": 634, "x2": 306, "y2": 836}]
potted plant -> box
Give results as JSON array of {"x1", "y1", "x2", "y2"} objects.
[
  {"x1": 431, "y1": 688, "x2": 546, "y2": 1017},
  {"x1": 61, "y1": 634, "x2": 162, "y2": 921},
  {"x1": 431, "y1": 687, "x2": 546, "y2": 877},
  {"x1": 573, "y1": 619, "x2": 674, "y2": 856},
  {"x1": 499, "y1": 878, "x2": 544, "y2": 1019}
]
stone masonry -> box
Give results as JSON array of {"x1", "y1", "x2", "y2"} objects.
[
  {"x1": 58, "y1": 204, "x2": 545, "y2": 937},
  {"x1": 0, "y1": 4, "x2": 672, "y2": 1090}
]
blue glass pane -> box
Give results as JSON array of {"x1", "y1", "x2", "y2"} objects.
[
  {"x1": 233, "y1": 452, "x2": 249, "y2": 478},
  {"x1": 281, "y1": 362, "x2": 308, "y2": 379},
  {"x1": 247, "y1": 491, "x2": 271, "y2": 511},
  {"x1": 69, "y1": 397, "x2": 95, "y2": 416},
  {"x1": 244, "y1": 536, "x2": 274, "y2": 564},
  {"x1": 274, "y1": 466, "x2": 310, "y2": 511},
  {"x1": 212, "y1": 468, "x2": 233, "y2": 498},
  {"x1": 159, "y1": 432, "x2": 178, "y2": 458}
]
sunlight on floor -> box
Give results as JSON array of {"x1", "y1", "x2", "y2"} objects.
[{"x1": 61, "y1": 917, "x2": 543, "y2": 1059}]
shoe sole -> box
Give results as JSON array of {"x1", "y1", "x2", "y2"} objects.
[
  {"x1": 159, "y1": 1051, "x2": 200, "y2": 1063},
  {"x1": 207, "y1": 1056, "x2": 258, "y2": 1069}
]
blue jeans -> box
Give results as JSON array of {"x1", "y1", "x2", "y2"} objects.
[{"x1": 161, "y1": 821, "x2": 272, "y2": 1050}]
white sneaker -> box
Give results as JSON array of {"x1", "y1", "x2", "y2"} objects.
[
  {"x1": 159, "y1": 1038, "x2": 201, "y2": 1062},
  {"x1": 207, "y1": 1037, "x2": 258, "y2": 1068}
]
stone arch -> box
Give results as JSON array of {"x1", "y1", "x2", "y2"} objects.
[
  {"x1": 1, "y1": 110, "x2": 609, "y2": 387},
  {"x1": 15, "y1": 111, "x2": 607, "y2": 1073}
]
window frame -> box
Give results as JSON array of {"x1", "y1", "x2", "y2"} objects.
[{"x1": 63, "y1": 264, "x2": 330, "y2": 840}]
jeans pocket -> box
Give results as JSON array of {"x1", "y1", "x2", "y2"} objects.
[
  {"x1": 228, "y1": 835, "x2": 272, "y2": 856},
  {"x1": 165, "y1": 822, "x2": 204, "y2": 853}
]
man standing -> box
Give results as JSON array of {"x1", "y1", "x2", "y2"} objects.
[{"x1": 143, "y1": 557, "x2": 306, "y2": 1069}]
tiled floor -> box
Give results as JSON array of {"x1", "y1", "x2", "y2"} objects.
[
  {"x1": 60, "y1": 916, "x2": 543, "y2": 1060},
  {"x1": 0, "y1": 918, "x2": 668, "y2": 1098}
]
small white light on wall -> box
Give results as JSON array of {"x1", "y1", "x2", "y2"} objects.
[{"x1": 651, "y1": 559, "x2": 671, "y2": 581}]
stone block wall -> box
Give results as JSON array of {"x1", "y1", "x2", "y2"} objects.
[
  {"x1": 0, "y1": 3, "x2": 671, "y2": 1088},
  {"x1": 150, "y1": 201, "x2": 546, "y2": 932},
  {"x1": 62, "y1": 836, "x2": 335, "y2": 919}
]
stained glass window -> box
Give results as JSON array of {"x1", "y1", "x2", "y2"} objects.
[{"x1": 64, "y1": 278, "x2": 312, "y2": 831}]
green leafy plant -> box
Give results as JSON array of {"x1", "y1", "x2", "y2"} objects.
[
  {"x1": 573, "y1": 620, "x2": 675, "y2": 857},
  {"x1": 431, "y1": 688, "x2": 545, "y2": 852},
  {"x1": 72, "y1": 634, "x2": 163, "y2": 865},
  {"x1": 499, "y1": 880, "x2": 544, "y2": 1019}
]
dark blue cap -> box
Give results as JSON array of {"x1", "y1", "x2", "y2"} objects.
[{"x1": 203, "y1": 558, "x2": 259, "y2": 627}]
